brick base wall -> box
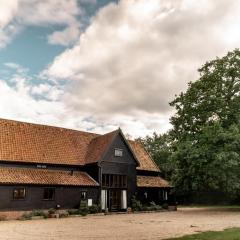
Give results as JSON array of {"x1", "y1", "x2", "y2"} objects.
[{"x1": 0, "y1": 210, "x2": 31, "y2": 220}]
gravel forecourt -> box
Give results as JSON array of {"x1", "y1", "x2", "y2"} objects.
[{"x1": 1, "y1": 208, "x2": 240, "y2": 240}]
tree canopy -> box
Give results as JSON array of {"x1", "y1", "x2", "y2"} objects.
[
  {"x1": 169, "y1": 49, "x2": 240, "y2": 196},
  {"x1": 140, "y1": 49, "x2": 240, "y2": 200}
]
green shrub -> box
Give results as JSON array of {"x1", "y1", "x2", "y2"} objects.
[
  {"x1": 20, "y1": 212, "x2": 32, "y2": 220},
  {"x1": 32, "y1": 210, "x2": 47, "y2": 218},
  {"x1": 79, "y1": 200, "x2": 89, "y2": 216},
  {"x1": 132, "y1": 200, "x2": 162, "y2": 212},
  {"x1": 150, "y1": 201, "x2": 156, "y2": 207},
  {"x1": 162, "y1": 203, "x2": 168, "y2": 209},
  {"x1": 79, "y1": 209, "x2": 88, "y2": 216},
  {"x1": 68, "y1": 209, "x2": 80, "y2": 215},
  {"x1": 155, "y1": 205, "x2": 162, "y2": 210},
  {"x1": 131, "y1": 196, "x2": 143, "y2": 211},
  {"x1": 142, "y1": 205, "x2": 148, "y2": 211},
  {"x1": 148, "y1": 201, "x2": 161, "y2": 211},
  {"x1": 145, "y1": 205, "x2": 161, "y2": 211},
  {"x1": 88, "y1": 204, "x2": 101, "y2": 214},
  {"x1": 48, "y1": 208, "x2": 56, "y2": 214},
  {"x1": 59, "y1": 212, "x2": 69, "y2": 218},
  {"x1": 79, "y1": 200, "x2": 87, "y2": 208}
]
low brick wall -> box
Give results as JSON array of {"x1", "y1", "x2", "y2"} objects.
[
  {"x1": 0, "y1": 209, "x2": 105, "y2": 220},
  {"x1": 0, "y1": 210, "x2": 31, "y2": 220},
  {"x1": 0, "y1": 209, "x2": 69, "y2": 220}
]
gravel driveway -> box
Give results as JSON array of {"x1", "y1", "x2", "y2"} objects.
[{"x1": 1, "y1": 208, "x2": 240, "y2": 240}]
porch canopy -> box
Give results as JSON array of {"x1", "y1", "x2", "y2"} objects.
[{"x1": 137, "y1": 175, "x2": 171, "y2": 188}]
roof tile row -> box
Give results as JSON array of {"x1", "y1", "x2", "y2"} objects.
[
  {"x1": 137, "y1": 175, "x2": 171, "y2": 188},
  {"x1": 0, "y1": 167, "x2": 98, "y2": 186}
]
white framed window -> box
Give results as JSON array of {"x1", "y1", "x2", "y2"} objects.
[
  {"x1": 13, "y1": 188, "x2": 26, "y2": 200},
  {"x1": 81, "y1": 191, "x2": 87, "y2": 200},
  {"x1": 114, "y1": 148, "x2": 123, "y2": 157}
]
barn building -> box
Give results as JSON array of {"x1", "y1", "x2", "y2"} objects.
[{"x1": 0, "y1": 118, "x2": 171, "y2": 211}]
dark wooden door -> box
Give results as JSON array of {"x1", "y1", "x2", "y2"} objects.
[{"x1": 109, "y1": 190, "x2": 121, "y2": 211}]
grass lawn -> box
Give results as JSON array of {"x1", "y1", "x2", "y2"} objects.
[{"x1": 166, "y1": 228, "x2": 240, "y2": 240}]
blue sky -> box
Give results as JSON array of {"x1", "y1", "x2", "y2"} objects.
[
  {"x1": 0, "y1": 0, "x2": 240, "y2": 137},
  {"x1": 0, "y1": 1, "x2": 113, "y2": 75}
]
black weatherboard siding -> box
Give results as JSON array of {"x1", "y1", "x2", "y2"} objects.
[
  {"x1": 0, "y1": 185, "x2": 98, "y2": 211},
  {"x1": 100, "y1": 132, "x2": 137, "y2": 205}
]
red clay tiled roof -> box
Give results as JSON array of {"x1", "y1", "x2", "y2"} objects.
[
  {"x1": 0, "y1": 118, "x2": 160, "y2": 172},
  {"x1": 0, "y1": 119, "x2": 97, "y2": 166},
  {"x1": 129, "y1": 141, "x2": 160, "y2": 172},
  {"x1": 137, "y1": 175, "x2": 171, "y2": 188},
  {"x1": 85, "y1": 130, "x2": 118, "y2": 164},
  {"x1": 0, "y1": 167, "x2": 99, "y2": 186}
]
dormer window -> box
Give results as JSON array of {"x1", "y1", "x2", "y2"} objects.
[{"x1": 114, "y1": 148, "x2": 123, "y2": 157}]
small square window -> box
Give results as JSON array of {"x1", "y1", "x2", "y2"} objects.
[
  {"x1": 13, "y1": 188, "x2": 26, "y2": 200},
  {"x1": 81, "y1": 191, "x2": 87, "y2": 200},
  {"x1": 115, "y1": 148, "x2": 123, "y2": 157},
  {"x1": 43, "y1": 188, "x2": 55, "y2": 200}
]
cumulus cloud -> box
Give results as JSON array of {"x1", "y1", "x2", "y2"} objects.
[
  {"x1": 2, "y1": 0, "x2": 240, "y2": 137},
  {"x1": 0, "y1": 63, "x2": 71, "y2": 129},
  {"x1": 48, "y1": 25, "x2": 81, "y2": 46},
  {"x1": 42, "y1": 0, "x2": 240, "y2": 136},
  {"x1": 0, "y1": 0, "x2": 83, "y2": 47},
  {"x1": 0, "y1": 1, "x2": 19, "y2": 48},
  {"x1": 4, "y1": 62, "x2": 29, "y2": 74},
  {"x1": 0, "y1": 77, "x2": 64, "y2": 126}
]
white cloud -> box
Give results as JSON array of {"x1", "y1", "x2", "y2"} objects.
[
  {"x1": 48, "y1": 25, "x2": 80, "y2": 46},
  {"x1": 0, "y1": 1, "x2": 18, "y2": 28},
  {"x1": 31, "y1": 83, "x2": 64, "y2": 101},
  {"x1": 4, "y1": 62, "x2": 29, "y2": 74},
  {"x1": 0, "y1": 63, "x2": 65, "y2": 124},
  {"x1": 2, "y1": 0, "x2": 240, "y2": 137},
  {"x1": 16, "y1": 0, "x2": 80, "y2": 26},
  {"x1": 1, "y1": 60, "x2": 171, "y2": 137},
  {"x1": 0, "y1": 0, "x2": 83, "y2": 48},
  {"x1": 0, "y1": 78, "x2": 64, "y2": 125},
  {"x1": 42, "y1": 0, "x2": 240, "y2": 137},
  {"x1": 0, "y1": 1, "x2": 19, "y2": 48}
]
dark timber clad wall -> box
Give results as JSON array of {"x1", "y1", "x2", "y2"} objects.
[
  {"x1": 0, "y1": 185, "x2": 99, "y2": 211},
  {"x1": 100, "y1": 133, "x2": 137, "y2": 205}
]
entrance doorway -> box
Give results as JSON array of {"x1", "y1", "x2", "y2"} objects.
[
  {"x1": 109, "y1": 190, "x2": 121, "y2": 211},
  {"x1": 101, "y1": 189, "x2": 127, "y2": 211}
]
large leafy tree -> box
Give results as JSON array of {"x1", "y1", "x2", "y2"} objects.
[
  {"x1": 170, "y1": 49, "x2": 240, "y2": 140},
  {"x1": 170, "y1": 49, "x2": 240, "y2": 196}
]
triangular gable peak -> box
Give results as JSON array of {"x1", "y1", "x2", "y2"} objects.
[
  {"x1": 85, "y1": 128, "x2": 140, "y2": 166},
  {"x1": 85, "y1": 130, "x2": 119, "y2": 165}
]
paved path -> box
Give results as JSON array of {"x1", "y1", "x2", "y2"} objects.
[{"x1": 1, "y1": 208, "x2": 240, "y2": 240}]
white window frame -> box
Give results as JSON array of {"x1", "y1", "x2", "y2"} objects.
[{"x1": 114, "y1": 148, "x2": 123, "y2": 157}]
